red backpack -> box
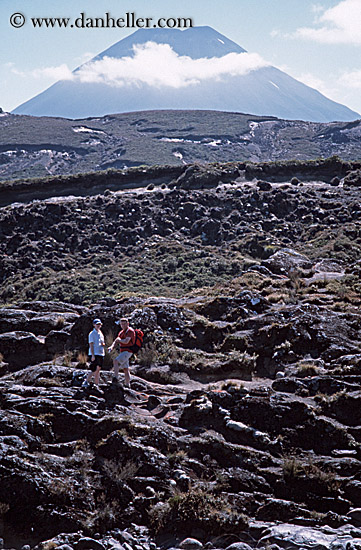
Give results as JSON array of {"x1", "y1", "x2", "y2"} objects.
[{"x1": 129, "y1": 329, "x2": 144, "y2": 354}]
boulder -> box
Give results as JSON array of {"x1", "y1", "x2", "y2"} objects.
[
  {"x1": 45, "y1": 330, "x2": 71, "y2": 355},
  {"x1": 0, "y1": 331, "x2": 48, "y2": 369},
  {"x1": 191, "y1": 217, "x2": 222, "y2": 244},
  {"x1": 261, "y1": 248, "x2": 312, "y2": 275},
  {"x1": 75, "y1": 539, "x2": 105, "y2": 550},
  {"x1": 0, "y1": 309, "x2": 29, "y2": 332},
  {"x1": 258, "y1": 523, "x2": 352, "y2": 550},
  {"x1": 344, "y1": 481, "x2": 361, "y2": 505},
  {"x1": 347, "y1": 508, "x2": 361, "y2": 526},
  {"x1": 178, "y1": 538, "x2": 203, "y2": 549},
  {"x1": 344, "y1": 169, "x2": 361, "y2": 187},
  {"x1": 225, "y1": 544, "x2": 253, "y2": 550},
  {"x1": 25, "y1": 312, "x2": 78, "y2": 335},
  {"x1": 257, "y1": 180, "x2": 272, "y2": 191},
  {"x1": 176, "y1": 165, "x2": 223, "y2": 190}
]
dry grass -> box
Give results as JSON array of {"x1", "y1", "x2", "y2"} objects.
[
  {"x1": 102, "y1": 459, "x2": 139, "y2": 482},
  {"x1": 296, "y1": 363, "x2": 322, "y2": 378},
  {"x1": 137, "y1": 342, "x2": 158, "y2": 367},
  {"x1": 283, "y1": 456, "x2": 340, "y2": 493},
  {"x1": 168, "y1": 450, "x2": 187, "y2": 466},
  {"x1": 35, "y1": 377, "x2": 62, "y2": 388},
  {"x1": 267, "y1": 292, "x2": 288, "y2": 304},
  {"x1": 0, "y1": 502, "x2": 9, "y2": 514},
  {"x1": 62, "y1": 351, "x2": 73, "y2": 367},
  {"x1": 77, "y1": 351, "x2": 88, "y2": 365},
  {"x1": 55, "y1": 316, "x2": 66, "y2": 329},
  {"x1": 149, "y1": 488, "x2": 247, "y2": 535}
]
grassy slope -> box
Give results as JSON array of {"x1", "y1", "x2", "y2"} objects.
[{"x1": 1, "y1": 111, "x2": 361, "y2": 182}]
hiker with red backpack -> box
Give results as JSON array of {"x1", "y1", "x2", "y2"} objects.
[{"x1": 108, "y1": 318, "x2": 143, "y2": 388}]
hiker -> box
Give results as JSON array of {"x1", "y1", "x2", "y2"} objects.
[
  {"x1": 83, "y1": 318, "x2": 105, "y2": 389},
  {"x1": 108, "y1": 318, "x2": 135, "y2": 388}
]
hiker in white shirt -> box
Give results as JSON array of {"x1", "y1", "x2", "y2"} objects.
[{"x1": 83, "y1": 318, "x2": 105, "y2": 389}]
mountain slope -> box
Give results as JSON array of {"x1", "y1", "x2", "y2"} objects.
[
  {"x1": 13, "y1": 27, "x2": 359, "y2": 122},
  {"x1": 93, "y1": 26, "x2": 246, "y2": 59},
  {"x1": 1, "y1": 110, "x2": 361, "y2": 182}
]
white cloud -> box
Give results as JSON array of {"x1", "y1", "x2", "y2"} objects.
[
  {"x1": 10, "y1": 63, "x2": 72, "y2": 80},
  {"x1": 292, "y1": 0, "x2": 361, "y2": 44},
  {"x1": 311, "y1": 4, "x2": 326, "y2": 15},
  {"x1": 6, "y1": 42, "x2": 269, "y2": 90},
  {"x1": 75, "y1": 52, "x2": 96, "y2": 64},
  {"x1": 270, "y1": 30, "x2": 281, "y2": 38},
  {"x1": 33, "y1": 64, "x2": 73, "y2": 80},
  {"x1": 342, "y1": 69, "x2": 361, "y2": 88},
  {"x1": 72, "y1": 42, "x2": 269, "y2": 88}
]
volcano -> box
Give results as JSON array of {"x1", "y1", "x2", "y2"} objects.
[{"x1": 13, "y1": 26, "x2": 359, "y2": 122}]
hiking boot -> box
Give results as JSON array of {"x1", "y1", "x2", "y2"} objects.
[
  {"x1": 111, "y1": 376, "x2": 119, "y2": 384},
  {"x1": 93, "y1": 386, "x2": 104, "y2": 396}
]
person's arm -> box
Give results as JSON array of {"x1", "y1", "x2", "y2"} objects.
[
  {"x1": 119, "y1": 329, "x2": 135, "y2": 345},
  {"x1": 89, "y1": 331, "x2": 97, "y2": 360},
  {"x1": 108, "y1": 336, "x2": 121, "y2": 352}
]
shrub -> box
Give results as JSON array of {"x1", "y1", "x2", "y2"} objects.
[
  {"x1": 149, "y1": 489, "x2": 247, "y2": 535},
  {"x1": 77, "y1": 351, "x2": 88, "y2": 365},
  {"x1": 35, "y1": 377, "x2": 62, "y2": 388},
  {"x1": 283, "y1": 456, "x2": 340, "y2": 494},
  {"x1": 85, "y1": 492, "x2": 121, "y2": 533},
  {"x1": 283, "y1": 456, "x2": 303, "y2": 480},
  {"x1": 137, "y1": 343, "x2": 158, "y2": 367},
  {"x1": 55, "y1": 316, "x2": 65, "y2": 329},
  {"x1": 0, "y1": 502, "x2": 9, "y2": 514},
  {"x1": 168, "y1": 450, "x2": 187, "y2": 466},
  {"x1": 296, "y1": 363, "x2": 321, "y2": 378},
  {"x1": 102, "y1": 459, "x2": 139, "y2": 482},
  {"x1": 62, "y1": 351, "x2": 73, "y2": 367}
]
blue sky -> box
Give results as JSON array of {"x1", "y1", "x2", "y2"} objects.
[{"x1": 1, "y1": 0, "x2": 361, "y2": 115}]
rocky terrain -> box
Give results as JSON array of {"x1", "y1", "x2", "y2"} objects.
[
  {"x1": 1, "y1": 158, "x2": 361, "y2": 549},
  {"x1": 1, "y1": 111, "x2": 361, "y2": 181},
  {"x1": 1, "y1": 156, "x2": 361, "y2": 304}
]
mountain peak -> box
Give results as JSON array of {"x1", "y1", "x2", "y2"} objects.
[
  {"x1": 12, "y1": 26, "x2": 359, "y2": 122},
  {"x1": 95, "y1": 25, "x2": 246, "y2": 61}
]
